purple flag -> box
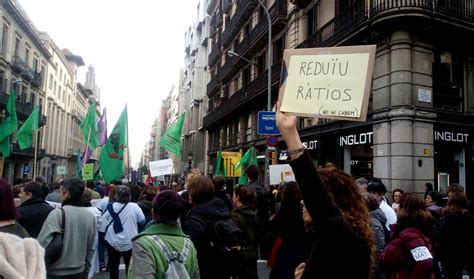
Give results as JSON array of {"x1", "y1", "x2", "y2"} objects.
[
  {"x1": 98, "y1": 108, "x2": 107, "y2": 145},
  {"x1": 81, "y1": 147, "x2": 92, "y2": 165}
]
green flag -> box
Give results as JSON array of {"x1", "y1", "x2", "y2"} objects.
[
  {"x1": 0, "y1": 87, "x2": 18, "y2": 140},
  {"x1": 214, "y1": 149, "x2": 226, "y2": 177},
  {"x1": 235, "y1": 149, "x2": 252, "y2": 171},
  {"x1": 99, "y1": 106, "x2": 128, "y2": 182},
  {"x1": 159, "y1": 111, "x2": 185, "y2": 156},
  {"x1": 17, "y1": 106, "x2": 39, "y2": 150},
  {"x1": 80, "y1": 100, "x2": 99, "y2": 150},
  {"x1": 0, "y1": 136, "x2": 10, "y2": 158}
]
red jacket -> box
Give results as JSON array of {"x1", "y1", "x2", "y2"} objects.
[{"x1": 381, "y1": 227, "x2": 434, "y2": 279}]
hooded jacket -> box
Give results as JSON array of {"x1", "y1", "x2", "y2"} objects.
[
  {"x1": 0, "y1": 232, "x2": 46, "y2": 279},
  {"x1": 183, "y1": 197, "x2": 231, "y2": 279},
  {"x1": 371, "y1": 208, "x2": 388, "y2": 252}
]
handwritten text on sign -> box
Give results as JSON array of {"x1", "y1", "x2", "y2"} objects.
[
  {"x1": 149, "y1": 159, "x2": 174, "y2": 177},
  {"x1": 279, "y1": 45, "x2": 376, "y2": 121}
]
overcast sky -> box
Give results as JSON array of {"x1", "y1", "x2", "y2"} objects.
[{"x1": 18, "y1": 0, "x2": 198, "y2": 167}]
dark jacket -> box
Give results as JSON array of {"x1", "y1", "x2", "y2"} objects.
[
  {"x1": 435, "y1": 212, "x2": 474, "y2": 278},
  {"x1": 248, "y1": 180, "x2": 270, "y2": 244},
  {"x1": 215, "y1": 189, "x2": 233, "y2": 212},
  {"x1": 231, "y1": 205, "x2": 258, "y2": 279},
  {"x1": 268, "y1": 201, "x2": 308, "y2": 279},
  {"x1": 183, "y1": 197, "x2": 231, "y2": 279},
  {"x1": 381, "y1": 227, "x2": 434, "y2": 279},
  {"x1": 17, "y1": 197, "x2": 54, "y2": 238},
  {"x1": 371, "y1": 208, "x2": 387, "y2": 279},
  {"x1": 290, "y1": 152, "x2": 371, "y2": 279}
]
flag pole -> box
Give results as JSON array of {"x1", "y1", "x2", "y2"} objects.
[
  {"x1": 126, "y1": 104, "x2": 131, "y2": 182},
  {"x1": 33, "y1": 128, "x2": 38, "y2": 180}
]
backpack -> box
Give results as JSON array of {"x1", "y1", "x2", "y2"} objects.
[
  {"x1": 148, "y1": 235, "x2": 191, "y2": 279},
  {"x1": 193, "y1": 215, "x2": 246, "y2": 276}
]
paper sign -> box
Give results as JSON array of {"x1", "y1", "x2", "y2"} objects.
[
  {"x1": 269, "y1": 164, "x2": 295, "y2": 185},
  {"x1": 222, "y1": 152, "x2": 242, "y2": 177},
  {"x1": 278, "y1": 45, "x2": 376, "y2": 121},
  {"x1": 149, "y1": 159, "x2": 174, "y2": 177},
  {"x1": 56, "y1": 166, "x2": 66, "y2": 175},
  {"x1": 82, "y1": 163, "x2": 94, "y2": 180}
]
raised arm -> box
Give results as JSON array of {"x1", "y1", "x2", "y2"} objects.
[{"x1": 276, "y1": 102, "x2": 341, "y2": 230}]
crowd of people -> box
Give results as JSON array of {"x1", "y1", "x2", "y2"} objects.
[{"x1": 0, "y1": 103, "x2": 474, "y2": 279}]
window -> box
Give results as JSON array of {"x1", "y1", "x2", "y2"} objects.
[
  {"x1": 25, "y1": 48, "x2": 30, "y2": 64},
  {"x1": 246, "y1": 113, "x2": 253, "y2": 141},
  {"x1": 433, "y1": 50, "x2": 464, "y2": 112},
  {"x1": 49, "y1": 74, "x2": 53, "y2": 89},
  {"x1": 59, "y1": 69, "x2": 62, "y2": 81},
  {"x1": 14, "y1": 37, "x2": 20, "y2": 56},
  {"x1": 307, "y1": 6, "x2": 317, "y2": 37},
  {"x1": 32, "y1": 57, "x2": 39, "y2": 71},
  {"x1": 273, "y1": 37, "x2": 284, "y2": 63},
  {"x1": 1, "y1": 24, "x2": 8, "y2": 55}
]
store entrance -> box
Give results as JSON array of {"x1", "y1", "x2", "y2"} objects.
[{"x1": 434, "y1": 145, "x2": 465, "y2": 193}]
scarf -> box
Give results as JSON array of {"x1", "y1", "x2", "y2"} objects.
[
  {"x1": 62, "y1": 199, "x2": 90, "y2": 207},
  {"x1": 107, "y1": 202, "x2": 127, "y2": 234}
]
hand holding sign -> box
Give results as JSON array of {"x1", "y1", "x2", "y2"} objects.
[{"x1": 278, "y1": 45, "x2": 376, "y2": 121}]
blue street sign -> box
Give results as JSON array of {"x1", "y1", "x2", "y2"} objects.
[
  {"x1": 258, "y1": 111, "x2": 280, "y2": 135},
  {"x1": 23, "y1": 165, "x2": 31, "y2": 174}
]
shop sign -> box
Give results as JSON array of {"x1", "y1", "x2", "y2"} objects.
[
  {"x1": 302, "y1": 139, "x2": 319, "y2": 150},
  {"x1": 339, "y1": 132, "x2": 373, "y2": 146},
  {"x1": 434, "y1": 131, "x2": 469, "y2": 143}
]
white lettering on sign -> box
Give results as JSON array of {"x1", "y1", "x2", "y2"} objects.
[
  {"x1": 434, "y1": 131, "x2": 469, "y2": 143},
  {"x1": 410, "y1": 246, "x2": 432, "y2": 262},
  {"x1": 339, "y1": 132, "x2": 373, "y2": 146},
  {"x1": 350, "y1": 160, "x2": 359, "y2": 165},
  {"x1": 302, "y1": 140, "x2": 318, "y2": 150}
]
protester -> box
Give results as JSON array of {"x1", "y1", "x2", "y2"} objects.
[
  {"x1": 381, "y1": 193, "x2": 434, "y2": 278},
  {"x1": 355, "y1": 177, "x2": 368, "y2": 193},
  {"x1": 212, "y1": 175, "x2": 233, "y2": 211},
  {"x1": 245, "y1": 164, "x2": 270, "y2": 256},
  {"x1": 275, "y1": 102, "x2": 374, "y2": 279},
  {"x1": 81, "y1": 187, "x2": 102, "y2": 278},
  {"x1": 137, "y1": 185, "x2": 157, "y2": 230},
  {"x1": 435, "y1": 191, "x2": 474, "y2": 278},
  {"x1": 0, "y1": 178, "x2": 29, "y2": 238},
  {"x1": 129, "y1": 190, "x2": 200, "y2": 278},
  {"x1": 424, "y1": 182, "x2": 434, "y2": 199},
  {"x1": 425, "y1": 191, "x2": 443, "y2": 221},
  {"x1": 363, "y1": 192, "x2": 387, "y2": 279},
  {"x1": 391, "y1": 188, "x2": 404, "y2": 213},
  {"x1": 35, "y1": 175, "x2": 50, "y2": 200},
  {"x1": 99, "y1": 185, "x2": 145, "y2": 279},
  {"x1": 38, "y1": 177, "x2": 97, "y2": 279},
  {"x1": 447, "y1": 183, "x2": 474, "y2": 215},
  {"x1": 367, "y1": 178, "x2": 397, "y2": 231},
  {"x1": 86, "y1": 181, "x2": 101, "y2": 200},
  {"x1": 267, "y1": 181, "x2": 307, "y2": 279},
  {"x1": 183, "y1": 175, "x2": 231, "y2": 279},
  {"x1": 231, "y1": 185, "x2": 258, "y2": 279},
  {"x1": 46, "y1": 182, "x2": 62, "y2": 203},
  {"x1": 17, "y1": 181, "x2": 54, "y2": 238}
]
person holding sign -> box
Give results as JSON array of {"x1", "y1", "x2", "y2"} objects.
[{"x1": 275, "y1": 102, "x2": 374, "y2": 279}]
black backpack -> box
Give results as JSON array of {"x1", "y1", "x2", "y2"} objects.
[{"x1": 193, "y1": 215, "x2": 246, "y2": 276}]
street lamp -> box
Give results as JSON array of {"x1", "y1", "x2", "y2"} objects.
[{"x1": 226, "y1": 1, "x2": 272, "y2": 189}]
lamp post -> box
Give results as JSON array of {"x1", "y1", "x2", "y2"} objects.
[{"x1": 226, "y1": 0, "x2": 272, "y2": 189}]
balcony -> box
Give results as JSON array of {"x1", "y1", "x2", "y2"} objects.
[
  {"x1": 203, "y1": 60, "x2": 282, "y2": 128},
  {"x1": 248, "y1": 0, "x2": 288, "y2": 53},
  {"x1": 208, "y1": 43, "x2": 221, "y2": 68},
  {"x1": 31, "y1": 71, "x2": 42, "y2": 88},
  {"x1": 207, "y1": 0, "x2": 218, "y2": 14},
  {"x1": 11, "y1": 56, "x2": 28, "y2": 73},
  {"x1": 11, "y1": 142, "x2": 46, "y2": 159},
  {"x1": 221, "y1": 0, "x2": 257, "y2": 48},
  {"x1": 22, "y1": 67, "x2": 35, "y2": 82},
  {"x1": 223, "y1": 0, "x2": 232, "y2": 14},
  {"x1": 206, "y1": 72, "x2": 220, "y2": 97},
  {"x1": 210, "y1": 14, "x2": 218, "y2": 36}
]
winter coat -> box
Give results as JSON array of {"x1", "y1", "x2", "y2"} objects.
[
  {"x1": 17, "y1": 198, "x2": 54, "y2": 238},
  {"x1": 0, "y1": 232, "x2": 46, "y2": 279},
  {"x1": 248, "y1": 180, "x2": 270, "y2": 243},
  {"x1": 183, "y1": 197, "x2": 231, "y2": 279},
  {"x1": 435, "y1": 212, "x2": 474, "y2": 278},
  {"x1": 371, "y1": 208, "x2": 387, "y2": 279},
  {"x1": 381, "y1": 227, "x2": 434, "y2": 279},
  {"x1": 231, "y1": 205, "x2": 258, "y2": 279},
  {"x1": 268, "y1": 201, "x2": 308, "y2": 279},
  {"x1": 290, "y1": 152, "x2": 371, "y2": 279}
]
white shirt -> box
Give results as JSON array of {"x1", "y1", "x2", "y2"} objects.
[
  {"x1": 100, "y1": 202, "x2": 145, "y2": 252},
  {"x1": 380, "y1": 200, "x2": 397, "y2": 231}
]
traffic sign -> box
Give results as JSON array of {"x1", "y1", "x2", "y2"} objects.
[
  {"x1": 258, "y1": 111, "x2": 280, "y2": 135},
  {"x1": 23, "y1": 165, "x2": 31, "y2": 174},
  {"x1": 266, "y1": 135, "x2": 278, "y2": 147}
]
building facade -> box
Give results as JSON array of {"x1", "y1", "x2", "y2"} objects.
[
  {"x1": 0, "y1": 0, "x2": 50, "y2": 181},
  {"x1": 203, "y1": 0, "x2": 474, "y2": 198}
]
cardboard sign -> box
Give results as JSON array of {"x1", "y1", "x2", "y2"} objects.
[
  {"x1": 82, "y1": 163, "x2": 94, "y2": 180},
  {"x1": 149, "y1": 159, "x2": 174, "y2": 177},
  {"x1": 222, "y1": 152, "x2": 242, "y2": 177},
  {"x1": 278, "y1": 45, "x2": 376, "y2": 121},
  {"x1": 269, "y1": 164, "x2": 296, "y2": 185}
]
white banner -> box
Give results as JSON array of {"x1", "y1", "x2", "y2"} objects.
[
  {"x1": 269, "y1": 164, "x2": 296, "y2": 185},
  {"x1": 149, "y1": 159, "x2": 174, "y2": 177}
]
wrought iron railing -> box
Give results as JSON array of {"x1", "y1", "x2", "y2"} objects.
[
  {"x1": 221, "y1": 0, "x2": 257, "y2": 47},
  {"x1": 208, "y1": 43, "x2": 221, "y2": 68},
  {"x1": 206, "y1": 72, "x2": 220, "y2": 97}
]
